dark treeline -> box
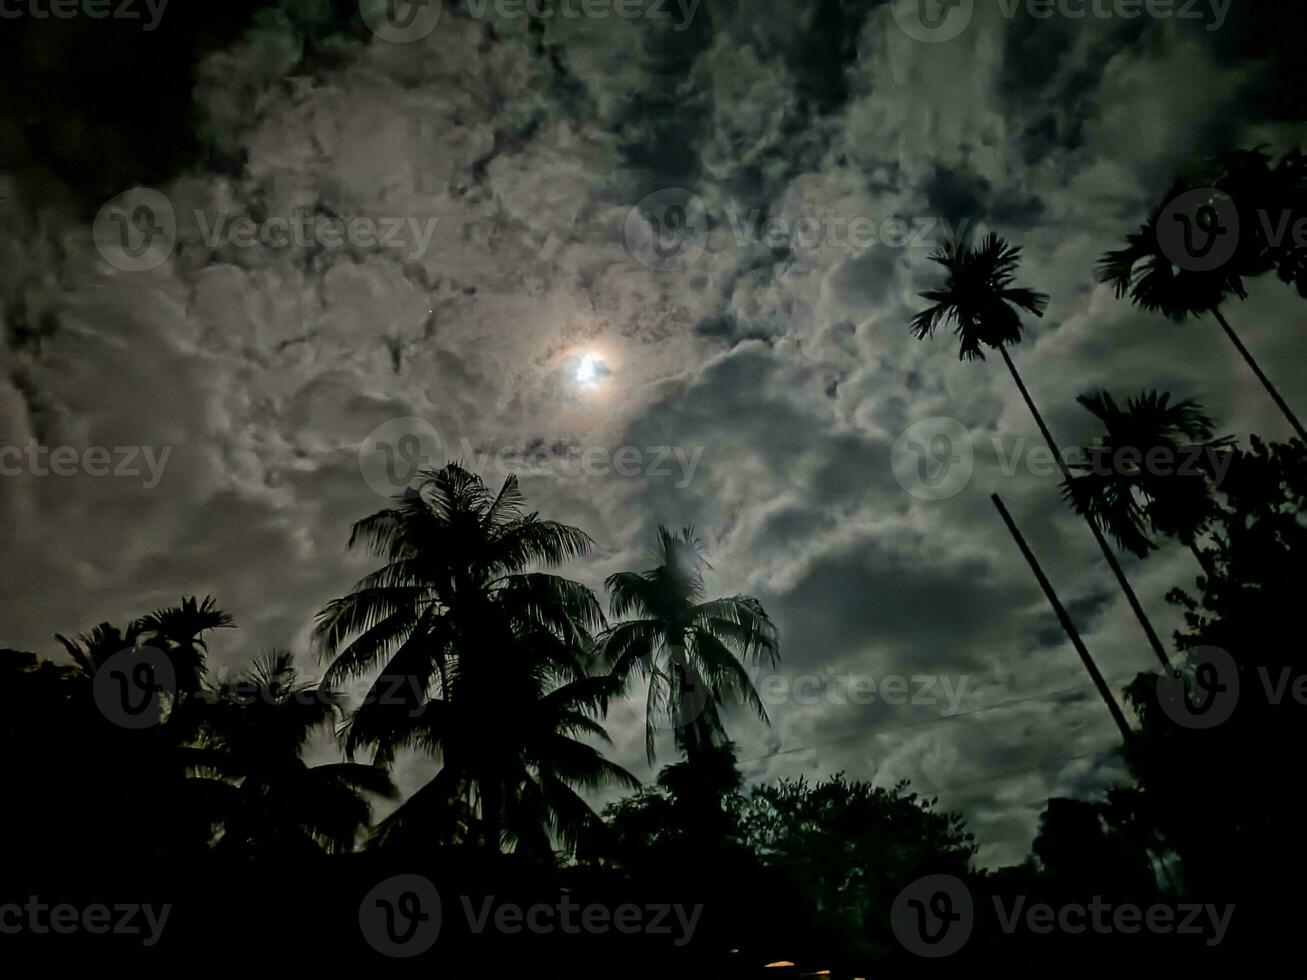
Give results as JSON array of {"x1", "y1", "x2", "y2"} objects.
[{"x1": 3, "y1": 148, "x2": 1306, "y2": 974}]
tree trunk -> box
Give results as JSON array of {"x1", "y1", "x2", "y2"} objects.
[
  {"x1": 998, "y1": 345, "x2": 1171, "y2": 671},
  {"x1": 992, "y1": 494, "x2": 1134, "y2": 744},
  {"x1": 1210, "y1": 307, "x2": 1306, "y2": 442}
]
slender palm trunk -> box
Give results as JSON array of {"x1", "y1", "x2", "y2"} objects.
[
  {"x1": 997, "y1": 344, "x2": 1171, "y2": 671},
  {"x1": 1211, "y1": 307, "x2": 1307, "y2": 442},
  {"x1": 992, "y1": 494, "x2": 1133, "y2": 744}
]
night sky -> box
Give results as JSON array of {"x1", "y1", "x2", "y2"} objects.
[{"x1": 2, "y1": 0, "x2": 1305, "y2": 867}]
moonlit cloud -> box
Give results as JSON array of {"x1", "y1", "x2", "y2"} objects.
[{"x1": 2, "y1": 1, "x2": 1304, "y2": 867}]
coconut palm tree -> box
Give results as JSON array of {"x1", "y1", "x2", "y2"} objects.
[
  {"x1": 200, "y1": 651, "x2": 398, "y2": 857},
  {"x1": 1098, "y1": 184, "x2": 1306, "y2": 442},
  {"x1": 315, "y1": 463, "x2": 635, "y2": 856},
  {"x1": 912, "y1": 233, "x2": 1170, "y2": 670},
  {"x1": 364, "y1": 669, "x2": 639, "y2": 859},
  {"x1": 1061, "y1": 391, "x2": 1234, "y2": 577},
  {"x1": 601, "y1": 526, "x2": 780, "y2": 765}
]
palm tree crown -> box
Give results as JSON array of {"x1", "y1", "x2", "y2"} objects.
[
  {"x1": 1098, "y1": 178, "x2": 1306, "y2": 442},
  {"x1": 1096, "y1": 181, "x2": 1245, "y2": 321},
  {"x1": 602, "y1": 527, "x2": 780, "y2": 764},
  {"x1": 912, "y1": 233, "x2": 1050, "y2": 360},
  {"x1": 1062, "y1": 391, "x2": 1233, "y2": 558},
  {"x1": 315, "y1": 463, "x2": 635, "y2": 856}
]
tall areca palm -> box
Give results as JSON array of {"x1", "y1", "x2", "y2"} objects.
[
  {"x1": 133, "y1": 596, "x2": 235, "y2": 697},
  {"x1": 601, "y1": 526, "x2": 780, "y2": 765},
  {"x1": 314, "y1": 463, "x2": 636, "y2": 857},
  {"x1": 1061, "y1": 391, "x2": 1233, "y2": 577},
  {"x1": 913, "y1": 233, "x2": 1170, "y2": 670},
  {"x1": 1098, "y1": 184, "x2": 1306, "y2": 442}
]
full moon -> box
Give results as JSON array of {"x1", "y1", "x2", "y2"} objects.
[{"x1": 575, "y1": 352, "x2": 607, "y2": 389}]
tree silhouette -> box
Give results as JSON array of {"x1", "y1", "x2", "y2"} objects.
[
  {"x1": 315, "y1": 463, "x2": 636, "y2": 857},
  {"x1": 199, "y1": 652, "x2": 397, "y2": 857},
  {"x1": 1212, "y1": 147, "x2": 1307, "y2": 298},
  {"x1": 56, "y1": 595, "x2": 234, "y2": 701},
  {"x1": 1061, "y1": 390, "x2": 1233, "y2": 575},
  {"x1": 913, "y1": 234, "x2": 1171, "y2": 670},
  {"x1": 1115, "y1": 437, "x2": 1307, "y2": 894},
  {"x1": 600, "y1": 526, "x2": 779, "y2": 765},
  {"x1": 1098, "y1": 184, "x2": 1307, "y2": 441}
]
